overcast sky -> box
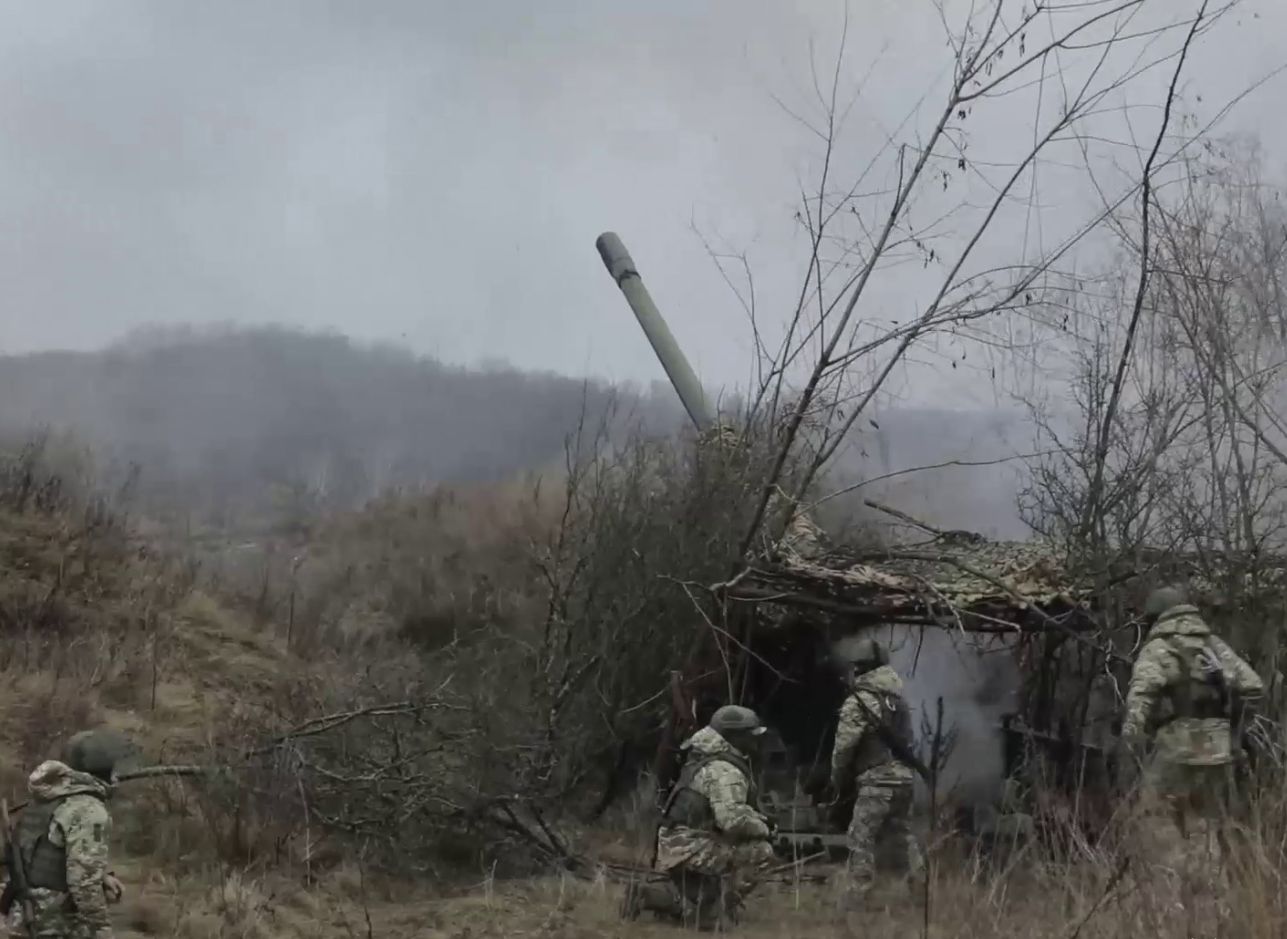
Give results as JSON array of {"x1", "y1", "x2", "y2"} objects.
[{"x1": 1, "y1": 0, "x2": 1284, "y2": 404}]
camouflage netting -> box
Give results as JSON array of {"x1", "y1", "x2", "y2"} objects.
[
  {"x1": 740, "y1": 533, "x2": 1082, "y2": 627},
  {"x1": 742, "y1": 515, "x2": 1287, "y2": 631}
]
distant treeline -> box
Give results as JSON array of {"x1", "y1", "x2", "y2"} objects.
[
  {"x1": 0, "y1": 324, "x2": 1032, "y2": 537},
  {"x1": 0, "y1": 325, "x2": 682, "y2": 523}
]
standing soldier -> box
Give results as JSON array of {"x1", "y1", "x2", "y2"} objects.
[
  {"x1": 1120, "y1": 585, "x2": 1262, "y2": 925},
  {"x1": 3, "y1": 730, "x2": 129, "y2": 939},
  {"x1": 829, "y1": 638, "x2": 924, "y2": 909},
  {"x1": 622, "y1": 705, "x2": 776, "y2": 931}
]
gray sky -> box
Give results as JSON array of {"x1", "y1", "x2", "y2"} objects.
[{"x1": 1, "y1": 0, "x2": 1284, "y2": 401}]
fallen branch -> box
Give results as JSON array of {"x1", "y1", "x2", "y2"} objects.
[
  {"x1": 245, "y1": 695, "x2": 457, "y2": 758},
  {"x1": 6, "y1": 764, "x2": 217, "y2": 813},
  {"x1": 862, "y1": 499, "x2": 946, "y2": 537}
]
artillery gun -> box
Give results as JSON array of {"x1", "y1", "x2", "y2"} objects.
[
  {"x1": 596, "y1": 232, "x2": 857, "y2": 857},
  {"x1": 755, "y1": 730, "x2": 848, "y2": 860},
  {"x1": 594, "y1": 232, "x2": 1140, "y2": 855}
]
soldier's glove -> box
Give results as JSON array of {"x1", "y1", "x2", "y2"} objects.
[
  {"x1": 819, "y1": 780, "x2": 841, "y2": 808},
  {"x1": 102, "y1": 872, "x2": 123, "y2": 904}
]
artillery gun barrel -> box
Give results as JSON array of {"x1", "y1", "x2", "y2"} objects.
[{"x1": 595, "y1": 232, "x2": 715, "y2": 432}]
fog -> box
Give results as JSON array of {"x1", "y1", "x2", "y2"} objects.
[
  {"x1": 0, "y1": 325, "x2": 1034, "y2": 536},
  {"x1": 2, "y1": 0, "x2": 1281, "y2": 532},
  {"x1": 1, "y1": 1, "x2": 1283, "y2": 400}
]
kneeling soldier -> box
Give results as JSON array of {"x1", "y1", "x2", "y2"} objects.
[{"x1": 624, "y1": 705, "x2": 775, "y2": 930}]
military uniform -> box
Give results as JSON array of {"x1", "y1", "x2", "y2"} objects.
[
  {"x1": 6, "y1": 761, "x2": 114, "y2": 939},
  {"x1": 1121, "y1": 594, "x2": 1262, "y2": 930},
  {"x1": 625, "y1": 709, "x2": 775, "y2": 930},
  {"x1": 830, "y1": 661, "x2": 924, "y2": 904}
]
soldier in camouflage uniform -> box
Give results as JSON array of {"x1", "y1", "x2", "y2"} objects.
[
  {"x1": 1121, "y1": 586, "x2": 1263, "y2": 928},
  {"x1": 622, "y1": 705, "x2": 776, "y2": 930},
  {"x1": 829, "y1": 638, "x2": 923, "y2": 907},
  {"x1": 3, "y1": 731, "x2": 130, "y2": 939}
]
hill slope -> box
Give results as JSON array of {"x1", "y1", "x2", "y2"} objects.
[
  {"x1": 0, "y1": 326, "x2": 681, "y2": 520},
  {"x1": 0, "y1": 325, "x2": 1033, "y2": 536}
]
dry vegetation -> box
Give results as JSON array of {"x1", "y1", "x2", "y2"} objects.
[
  {"x1": 0, "y1": 415, "x2": 831, "y2": 936},
  {"x1": 7, "y1": 385, "x2": 1287, "y2": 939},
  {"x1": 8, "y1": 1, "x2": 1287, "y2": 937}
]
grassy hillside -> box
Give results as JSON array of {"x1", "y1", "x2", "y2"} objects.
[
  {"x1": 3, "y1": 414, "x2": 1285, "y2": 939},
  {"x1": 0, "y1": 331, "x2": 1148, "y2": 939},
  {"x1": 0, "y1": 442, "x2": 318, "y2": 935}
]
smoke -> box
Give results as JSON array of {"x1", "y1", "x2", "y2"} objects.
[{"x1": 832, "y1": 627, "x2": 1022, "y2": 807}]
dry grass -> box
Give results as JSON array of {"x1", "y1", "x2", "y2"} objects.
[
  {"x1": 88, "y1": 839, "x2": 1279, "y2": 939},
  {"x1": 60, "y1": 777, "x2": 1283, "y2": 939},
  {"x1": 3, "y1": 435, "x2": 1285, "y2": 939}
]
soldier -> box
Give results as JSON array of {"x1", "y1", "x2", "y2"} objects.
[
  {"x1": 1120, "y1": 585, "x2": 1263, "y2": 924},
  {"x1": 829, "y1": 638, "x2": 924, "y2": 908},
  {"x1": 4, "y1": 730, "x2": 130, "y2": 939},
  {"x1": 622, "y1": 705, "x2": 776, "y2": 930}
]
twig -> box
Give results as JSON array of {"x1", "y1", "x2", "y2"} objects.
[
  {"x1": 1065, "y1": 855, "x2": 1131, "y2": 939},
  {"x1": 808, "y1": 451, "x2": 1059, "y2": 510},
  {"x1": 861, "y1": 499, "x2": 945, "y2": 536},
  {"x1": 244, "y1": 696, "x2": 454, "y2": 758},
  {"x1": 6, "y1": 764, "x2": 215, "y2": 813},
  {"x1": 923, "y1": 696, "x2": 944, "y2": 939},
  {"x1": 357, "y1": 840, "x2": 375, "y2": 939},
  {"x1": 1081, "y1": 0, "x2": 1210, "y2": 542},
  {"x1": 761, "y1": 850, "x2": 828, "y2": 877}
]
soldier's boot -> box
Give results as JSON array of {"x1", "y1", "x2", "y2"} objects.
[
  {"x1": 689, "y1": 894, "x2": 733, "y2": 933},
  {"x1": 839, "y1": 848, "x2": 878, "y2": 913},
  {"x1": 676, "y1": 872, "x2": 732, "y2": 932},
  {"x1": 619, "y1": 879, "x2": 682, "y2": 922},
  {"x1": 618, "y1": 881, "x2": 643, "y2": 921},
  {"x1": 839, "y1": 871, "x2": 877, "y2": 913},
  {"x1": 902, "y1": 834, "x2": 927, "y2": 904},
  {"x1": 721, "y1": 886, "x2": 749, "y2": 928}
]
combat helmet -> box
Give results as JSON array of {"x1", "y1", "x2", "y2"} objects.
[
  {"x1": 709, "y1": 705, "x2": 767, "y2": 738},
  {"x1": 62, "y1": 728, "x2": 139, "y2": 783},
  {"x1": 1143, "y1": 585, "x2": 1189, "y2": 622},
  {"x1": 839, "y1": 637, "x2": 889, "y2": 673}
]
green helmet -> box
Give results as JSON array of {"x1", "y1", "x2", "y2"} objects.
[
  {"x1": 1144, "y1": 585, "x2": 1188, "y2": 620},
  {"x1": 62, "y1": 729, "x2": 138, "y2": 782},
  {"x1": 709, "y1": 705, "x2": 766, "y2": 738},
  {"x1": 840, "y1": 637, "x2": 889, "y2": 671}
]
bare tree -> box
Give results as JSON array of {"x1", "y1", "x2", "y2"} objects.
[
  {"x1": 1019, "y1": 135, "x2": 1287, "y2": 759},
  {"x1": 702, "y1": 0, "x2": 1236, "y2": 568}
]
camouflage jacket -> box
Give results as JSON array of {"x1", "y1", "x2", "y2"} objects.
[
  {"x1": 1122, "y1": 604, "x2": 1263, "y2": 766},
  {"x1": 830, "y1": 665, "x2": 915, "y2": 788},
  {"x1": 20, "y1": 761, "x2": 113, "y2": 932},
  {"x1": 667, "y1": 727, "x2": 771, "y2": 841}
]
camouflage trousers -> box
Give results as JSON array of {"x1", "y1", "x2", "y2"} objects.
[
  {"x1": 845, "y1": 780, "x2": 924, "y2": 902},
  {"x1": 8, "y1": 888, "x2": 107, "y2": 939},
  {"x1": 655, "y1": 826, "x2": 776, "y2": 881},
  {"x1": 1133, "y1": 762, "x2": 1234, "y2": 936},
  {"x1": 649, "y1": 827, "x2": 776, "y2": 929}
]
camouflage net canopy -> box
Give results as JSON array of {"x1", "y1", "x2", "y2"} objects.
[
  {"x1": 737, "y1": 522, "x2": 1287, "y2": 631},
  {"x1": 735, "y1": 532, "x2": 1086, "y2": 630}
]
